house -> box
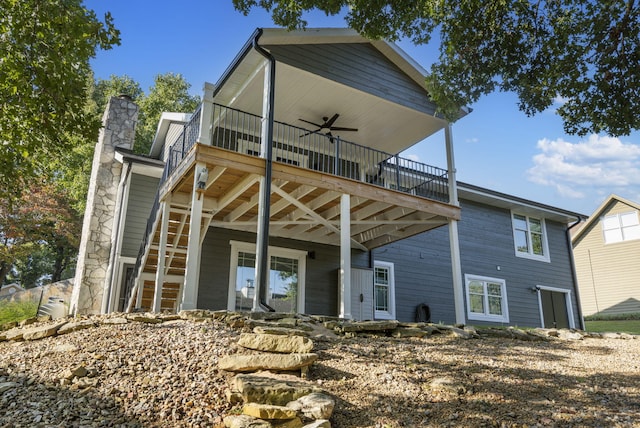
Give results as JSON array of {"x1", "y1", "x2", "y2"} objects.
[
  {"x1": 572, "y1": 195, "x2": 640, "y2": 317},
  {"x1": 70, "y1": 28, "x2": 585, "y2": 329},
  {"x1": 0, "y1": 283, "x2": 23, "y2": 298}
]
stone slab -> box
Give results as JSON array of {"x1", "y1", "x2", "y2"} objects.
[
  {"x1": 239, "y1": 333, "x2": 313, "y2": 354},
  {"x1": 231, "y1": 373, "x2": 323, "y2": 406},
  {"x1": 219, "y1": 353, "x2": 318, "y2": 373},
  {"x1": 243, "y1": 403, "x2": 297, "y2": 420}
]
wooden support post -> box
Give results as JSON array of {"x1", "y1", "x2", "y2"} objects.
[
  {"x1": 445, "y1": 123, "x2": 465, "y2": 325},
  {"x1": 181, "y1": 163, "x2": 205, "y2": 311},
  {"x1": 153, "y1": 198, "x2": 171, "y2": 312},
  {"x1": 339, "y1": 193, "x2": 352, "y2": 319}
]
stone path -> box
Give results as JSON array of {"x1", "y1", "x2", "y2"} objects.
[{"x1": 218, "y1": 315, "x2": 334, "y2": 428}]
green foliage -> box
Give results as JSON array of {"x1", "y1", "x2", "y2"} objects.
[
  {"x1": 0, "y1": 0, "x2": 120, "y2": 200},
  {"x1": 135, "y1": 73, "x2": 201, "y2": 154},
  {"x1": 233, "y1": 0, "x2": 640, "y2": 136},
  {"x1": 584, "y1": 312, "x2": 640, "y2": 321},
  {"x1": 0, "y1": 180, "x2": 80, "y2": 286},
  {"x1": 585, "y1": 320, "x2": 640, "y2": 335},
  {"x1": 0, "y1": 299, "x2": 38, "y2": 327}
]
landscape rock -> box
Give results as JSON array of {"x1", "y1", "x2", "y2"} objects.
[
  {"x1": 57, "y1": 319, "x2": 97, "y2": 335},
  {"x1": 3, "y1": 327, "x2": 25, "y2": 341},
  {"x1": 390, "y1": 327, "x2": 426, "y2": 338},
  {"x1": 337, "y1": 320, "x2": 399, "y2": 333},
  {"x1": 219, "y1": 353, "x2": 318, "y2": 373},
  {"x1": 231, "y1": 373, "x2": 323, "y2": 406},
  {"x1": 286, "y1": 392, "x2": 335, "y2": 420},
  {"x1": 224, "y1": 414, "x2": 273, "y2": 428},
  {"x1": 22, "y1": 321, "x2": 67, "y2": 340},
  {"x1": 101, "y1": 317, "x2": 128, "y2": 325},
  {"x1": 253, "y1": 326, "x2": 310, "y2": 337},
  {"x1": 301, "y1": 420, "x2": 331, "y2": 428},
  {"x1": 0, "y1": 382, "x2": 18, "y2": 394},
  {"x1": 557, "y1": 330, "x2": 584, "y2": 341},
  {"x1": 243, "y1": 403, "x2": 298, "y2": 420},
  {"x1": 126, "y1": 314, "x2": 163, "y2": 324},
  {"x1": 239, "y1": 333, "x2": 314, "y2": 354}
]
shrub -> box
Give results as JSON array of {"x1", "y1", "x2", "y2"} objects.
[{"x1": 0, "y1": 300, "x2": 39, "y2": 328}]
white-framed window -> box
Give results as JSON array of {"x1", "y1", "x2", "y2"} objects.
[
  {"x1": 511, "y1": 212, "x2": 550, "y2": 262},
  {"x1": 374, "y1": 261, "x2": 395, "y2": 320},
  {"x1": 227, "y1": 241, "x2": 307, "y2": 313},
  {"x1": 602, "y1": 211, "x2": 640, "y2": 244},
  {"x1": 464, "y1": 274, "x2": 509, "y2": 323}
]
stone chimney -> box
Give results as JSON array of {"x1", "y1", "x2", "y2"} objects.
[{"x1": 69, "y1": 96, "x2": 138, "y2": 315}]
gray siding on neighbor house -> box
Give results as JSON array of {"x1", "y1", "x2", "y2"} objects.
[
  {"x1": 266, "y1": 43, "x2": 437, "y2": 116},
  {"x1": 371, "y1": 200, "x2": 578, "y2": 327},
  {"x1": 120, "y1": 174, "x2": 160, "y2": 258},
  {"x1": 197, "y1": 227, "x2": 368, "y2": 315}
]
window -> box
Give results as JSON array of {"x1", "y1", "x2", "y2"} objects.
[
  {"x1": 512, "y1": 213, "x2": 550, "y2": 262},
  {"x1": 465, "y1": 274, "x2": 509, "y2": 323},
  {"x1": 602, "y1": 211, "x2": 640, "y2": 244},
  {"x1": 374, "y1": 261, "x2": 395, "y2": 320},
  {"x1": 227, "y1": 241, "x2": 306, "y2": 313}
]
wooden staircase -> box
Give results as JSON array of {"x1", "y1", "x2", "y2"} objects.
[{"x1": 135, "y1": 207, "x2": 192, "y2": 312}]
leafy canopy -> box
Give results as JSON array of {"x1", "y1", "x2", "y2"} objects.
[
  {"x1": 0, "y1": 0, "x2": 120, "y2": 199},
  {"x1": 233, "y1": 0, "x2": 640, "y2": 136}
]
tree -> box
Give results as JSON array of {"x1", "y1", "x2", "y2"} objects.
[
  {"x1": 0, "y1": 0, "x2": 120, "y2": 199},
  {"x1": 232, "y1": 0, "x2": 640, "y2": 136},
  {"x1": 135, "y1": 73, "x2": 201, "y2": 154},
  {"x1": 0, "y1": 180, "x2": 80, "y2": 286}
]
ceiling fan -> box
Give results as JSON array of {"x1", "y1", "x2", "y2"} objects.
[{"x1": 299, "y1": 113, "x2": 358, "y2": 138}]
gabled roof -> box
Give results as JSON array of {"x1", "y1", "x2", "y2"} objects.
[
  {"x1": 208, "y1": 27, "x2": 469, "y2": 155},
  {"x1": 571, "y1": 194, "x2": 640, "y2": 242}
]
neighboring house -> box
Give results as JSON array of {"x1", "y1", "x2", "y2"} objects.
[
  {"x1": 70, "y1": 28, "x2": 585, "y2": 329},
  {"x1": 0, "y1": 283, "x2": 23, "y2": 298},
  {"x1": 572, "y1": 195, "x2": 640, "y2": 316}
]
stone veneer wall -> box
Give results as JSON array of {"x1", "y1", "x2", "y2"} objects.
[{"x1": 69, "y1": 96, "x2": 138, "y2": 315}]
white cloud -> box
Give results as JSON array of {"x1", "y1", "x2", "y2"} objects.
[
  {"x1": 465, "y1": 137, "x2": 479, "y2": 143},
  {"x1": 553, "y1": 95, "x2": 569, "y2": 105},
  {"x1": 527, "y1": 134, "x2": 640, "y2": 200},
  {"x1": 404, "y1": 153, "x2": 421, "y2": 162}
]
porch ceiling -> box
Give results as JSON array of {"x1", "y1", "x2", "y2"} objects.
[
  {"x1": 160, "y1": 144, "x2": 459, "y2": 253},
  {"x1": 213, "y1": 50, "x2": 446, "y2": 155}
]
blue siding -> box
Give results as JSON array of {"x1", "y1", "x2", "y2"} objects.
[
  {"x1": 197, "y1": 227, "x2": 367, "y2": 315},
  {"x1": 196, "y1": 199, "x2": 577, "y2": 328},
  {"x1": 373, "y1": 200, "x2": 578, "y2": 327},
  {"x1": 266, "y1": 43, "x2": 437, "y2": 116}
]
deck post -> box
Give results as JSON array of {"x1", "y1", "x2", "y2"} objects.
[
  {"x1": 181, "y1": 163, "x2": 205, "y2": 311},
  {"x1": 445, "y1": 124, "x2": 465, "y2": 324},
  {"x1": 339, "y1": 193, "x2": 352, "y2": 319},
  {"x1": 198, "y1": 83, "x2": 215, "y2": 146},
  {"x1": 153, "y1": 197, "x2": 171, "y2": 312}
]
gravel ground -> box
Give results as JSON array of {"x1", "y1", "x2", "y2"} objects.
[{"x1": 1, "y1": 317, "x2": 639, "y2": 427}]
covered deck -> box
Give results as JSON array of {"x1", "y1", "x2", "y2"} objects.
[
  {"x1": 124, "y1": 28, "x2": 467, "y2": 318},
  {"x1": 128, "y1": 103, "x2": 460, "y2": 312}
]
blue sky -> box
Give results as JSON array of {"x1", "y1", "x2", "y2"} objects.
[{"x1": 86, "y1": 1, "x2": 640, "y2": 216}]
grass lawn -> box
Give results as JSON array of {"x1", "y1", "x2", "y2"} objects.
[
  {"x1": 585, "y1": 320, "x2": 640, "y2": 335},
  {"x1": 0, "y1": 300, "x2": 39, "y2": 327}
]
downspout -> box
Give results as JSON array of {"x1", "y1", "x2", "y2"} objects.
[
  {"x1": 566, "y1": 216, "x2": 586, "y2": 330},
  {"x1": 253, "y1": 29, "x2": 276, "y2": 311},
  {"x1": 102, "y1": 160, "x2": 132, "y2": 313}
]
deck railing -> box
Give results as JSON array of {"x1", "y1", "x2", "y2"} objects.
[
  {"x1": 124, "y1": 102, "x2": 451, "y2": 311},
  {"x1": 207, "y1": 103, "x2": 450, "y2": 202}
]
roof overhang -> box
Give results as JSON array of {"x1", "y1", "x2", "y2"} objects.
[
  {"x1": 458, "y1": 182, "x2": 586, "y2": 224},
  {"x1": 149, "y1": 112, "x2": 192, "y2": 158},
  {"x1": 209, "y1": 28, "x2": 468, "y2": 155}
]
